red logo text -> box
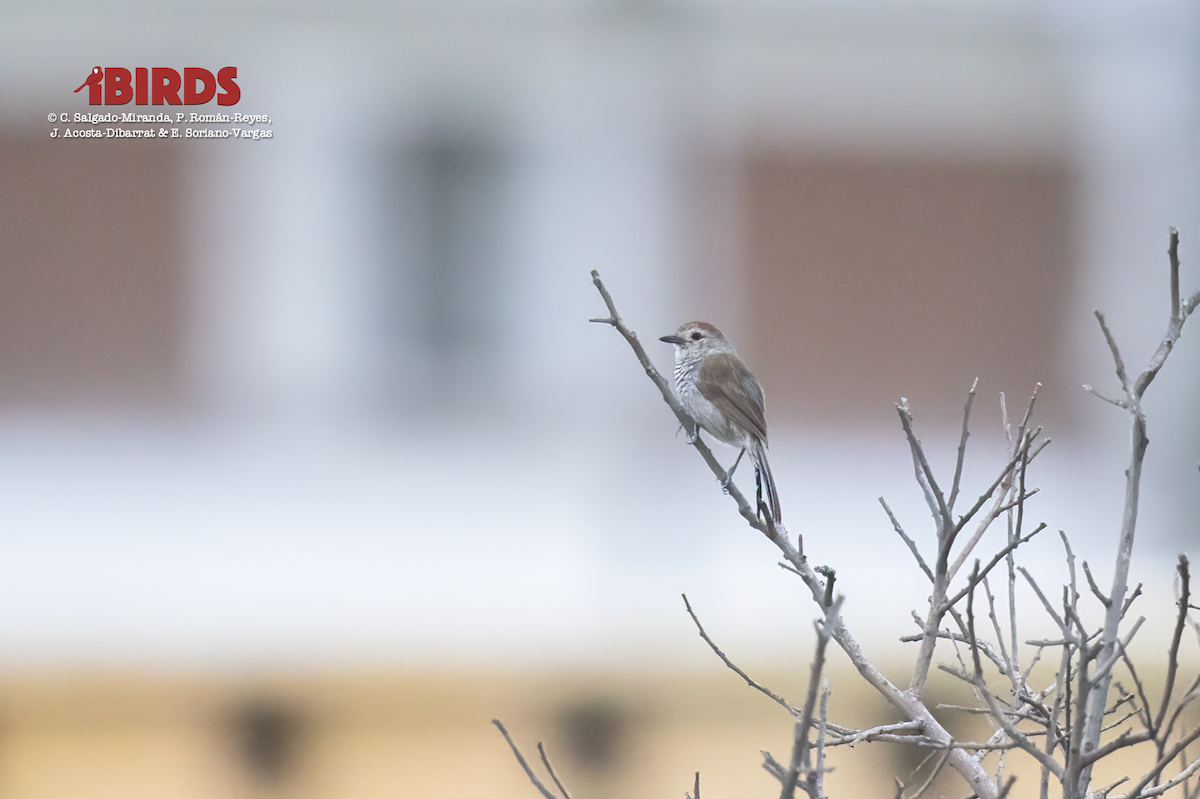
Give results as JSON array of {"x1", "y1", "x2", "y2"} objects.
[{"x1": 86, "y1": 67, "x2": 240, "y2": 106}]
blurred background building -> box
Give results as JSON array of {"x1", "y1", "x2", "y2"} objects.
[{"x1": 0, "y1": 1, "x2": 1197, "y2": 796}]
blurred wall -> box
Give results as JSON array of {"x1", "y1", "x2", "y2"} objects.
[{"x1": 0, "y1": 1, "x2": 1197, "y2": 795}]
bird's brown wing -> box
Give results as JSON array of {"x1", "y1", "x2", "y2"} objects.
[{"x1": 697, "y1": 353, "x2": 768, "y2": 443}]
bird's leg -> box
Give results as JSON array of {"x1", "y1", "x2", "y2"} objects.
[
  {"x1": 721, "y1": 447, "x2": 747, "y2": 491},
  {"x1": 677, "y1": 423, "x2": 701, "y2": 445},
  {"x1": 755, "y1": 466, "x2": 764, "y2": 520}
]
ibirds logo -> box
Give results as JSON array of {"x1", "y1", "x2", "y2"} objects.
[{"x1": 74, "y1": 66, "x2": 241, "y2": 106}]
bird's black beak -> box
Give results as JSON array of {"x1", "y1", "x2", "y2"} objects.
[{"x1": 659, "y1": 334, "x2": 684, "y2": 345}]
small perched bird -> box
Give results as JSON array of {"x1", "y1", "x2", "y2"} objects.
[
  {"x1": 74, "y1": 66, "x2": 104, "y2": 92},
  {"x1": 660, "y1": 321, "x2": 781, "y2": 523}
]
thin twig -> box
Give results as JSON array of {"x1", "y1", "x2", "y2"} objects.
[
  {"x1": 901, "y1": 627, "x2": 1008, "y2": 672},
  {"x1": 683, "y1": 593, "x2": 799, "y2": 716},
  {"x1": 882, "y1": 496, "x2": 935, "y2": 583},
  {"x1": 1083, "y1": 561, "x2": 1112, "y2": 608},
  {"x1": 910, "y1": 748, "x2": 953, "y2": 799},
  {"x1": 1119, "y1": 646, "x2": 1156, "y2": 731},
  {"x1": 948, "y1": 378, "x2": 979, "y2": 513},
  {"x1": 1155, "y1": 556, "x2": 1191, "y2": 734},
  {"x1": 1125, "y1": 752, "x2": 1200, "y2": 799},
  {"x1": 1095, "y1": 617, "x2": 1148, "y2": 690},
  {"x1": 823, "y1": 720, "x2": 931, "y2": 748},
  {"x1": 938, "y1": 664, "x2": 1065, "y2": 778},
  {"x1": 781, "y1": 598, "x2": 843, "y2": 799},
  {"x1": 968, "y1": 562, "x2": 984, "y2": 678},
  {"x1": 815, "y1": 682, "x2": 830, "y2": 798},
  {"x1": 1162, "y1": 674, "x2": 1200, "y2": 746},
  {"x1": 943, "y1": 524, "x2": 1047, "y2": 610},
  {"x1": 1094, "y1": 310, "x2": 1132, "y2": 397},
  {"x1": 1085, "y1": 725, "x2": 1153, "y2": 764},
  {"x1": 763, "y1": 750, "x2": 787, "y2": 783},
  {"x1": 1121, "y1": 725, "x2": 1200, "y2": 798},
  {"x1": 1083, "y1": 384, "x2": 1130, "y2": 408},
  {"x1": 1169, "y1": 227, "x2": 1182, "y2": 322},
  {"x1": 493, "y1": 720, "x2": 558, "y2": 799},
  {"x1": 981, "y1": 575, "x2": 1014, "y2": 686},
  {"x1": 1122, "y1": 583, "x2": 1145, "y2": 618},
  {"x1": 1019, "y1": 565, "x2": 1066, "y2": 629},
  {"x1": 538, "y1": 742, "x2": 573, "y2": 799},
  {"x1": 1133, "y1": 235, "x2": 1196, "y2": 401},
  {"x1": 896, "y1": 401, "x2": 954, "y2": 552},
  {"x1": 947, "y1": 432, "x2": 1044, "y2": 582}
]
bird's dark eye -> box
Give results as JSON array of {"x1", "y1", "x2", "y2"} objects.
[{"x1": 690, "y1": 332, "x2": 702, "y2": 341}]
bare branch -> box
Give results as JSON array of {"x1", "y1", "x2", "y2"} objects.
[
  {"x1": 1098, "y1": 777, "x2": 1132, "y2": 798},
  {"x1": 683, "y1": 593, "x2": 799, "y2": 717},
  {"x1": 1079, "y1": 230, "x2": 1198, "y2": 793},
  {"x1": 1061, "y1": 529, "x2": 1080, "y2": 608},
  {"x1": 589, "y1": 271, "x2": 682, "y2": 425},
  {"x1": 1015, "y1": 382, "x2": 1041, "y2": 439}
]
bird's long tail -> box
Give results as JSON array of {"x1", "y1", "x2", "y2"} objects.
[{"x1": 752, "y1": 441, "x2": 781, "y2": 523}]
